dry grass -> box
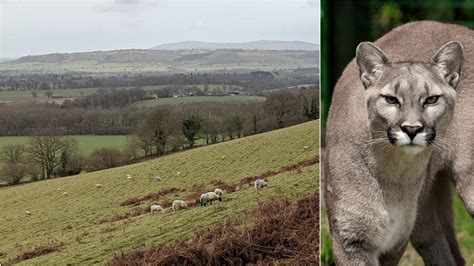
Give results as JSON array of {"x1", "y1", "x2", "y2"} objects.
[
  {"x1": 9, "y1": 242, "x2": 63, "y2": 264},
  {"x1": 119, "y1": 187, "x2": 184, "y2": 206},
  {"x1": 108, "y1": 194, "x2": 319, "y2": 265},
  {"x1": 210, "y1": 179, "x2": 237, "y2": 193}
]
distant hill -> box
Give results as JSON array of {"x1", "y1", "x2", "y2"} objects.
[
  {"x1": 151, "y1": 40, "x2": 319, "y2": 51},
  {"x1": 0, "y1": 49, "x2": 318, "y2": 74}
]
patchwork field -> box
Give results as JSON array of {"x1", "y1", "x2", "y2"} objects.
[
  {"x1": 0, "y1": 84, "x2": 242, "y2": 102},
  {"x1": 0, "y1": 49, "x2": 318, "y2": 74},
  {"x1": 0, "y1": 121, "x2": 319, "y2": 264}
]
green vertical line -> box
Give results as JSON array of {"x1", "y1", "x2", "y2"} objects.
[{"x1": 320, "y1": 0, "x2": 329, "y2": 129}]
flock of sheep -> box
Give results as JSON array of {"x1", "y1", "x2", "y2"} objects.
[
  {"x1": 23, "y1": 145, "x2": 312, "y2": 216},
  {"x1": 150, "y1": 179, "x2": 268, "y2": 215},
  {"x1": 24, "y1": 174, "x2": 269, "y2": 216}
]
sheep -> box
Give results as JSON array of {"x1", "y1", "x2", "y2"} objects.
[
  {"x1": 96, "y1": 184, "x2": 103, "y2": 188},
  {"x1": 214, "y1": 188, "x2": 223, "y2": 197},
  {"x1": 221, "y1": 155, "x2": 226, "y2": 159},
  {"x1": 177, "y1": 172, "x2": 181, "y2": 176},
  {"x1": 254, "y1": 179, "x2": 268, "y2": 193},
  {"x1": 126, "y1": 174, "x2": 133, "y2": 179},
  {"x1": 150, "y1": 205, "x2": 164, "y2": 214},
  {"x1": 172, "y1": 200, "x2": 188, "y2": 211},
  {"x1": 25, "y1": 211, "x2": 32, "y2": 215},
  {"x1": 153, "y1": 176, "x2": 161, "y2": 181},
  {"x1": 303, "y1": 145, "x2": 310, "y2": 150},
  {"x1": 200, "y1": 192, "x2": 222, "y2": 206},
  {"x1": 63, "y1": 192, "x2": 69, "y2": 196},
  {"x1": 57, "y1": 187, "x2": 62, "y2": 191}
]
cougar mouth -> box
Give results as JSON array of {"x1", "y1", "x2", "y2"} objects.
[{"x1": 386, "y1": 127, "x2": 436, "y2": 148}]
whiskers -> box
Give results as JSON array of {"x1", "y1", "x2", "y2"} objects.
[
  {"x1": 429, "y1": 136, "x2": 456, "y2": 151},
  {"x1": 366, "y1": 136, "x2": 393, "y2": 153}
]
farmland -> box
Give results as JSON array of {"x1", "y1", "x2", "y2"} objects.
[
  {"x1": 0, "y1": 49, "x2": 318, "y2": 75},
  {"x1": 133, "y1": 95, "x2": 265, "y2": 107},
  {"x1": 0, "y1": 121, "x2": 319, "y2": 264},
  {"x1": 0, "y1": 135, "x2": 128, "y2": 155},
  {"x1": 0, "y1": 84, "x2": 243, "y2": 102}
]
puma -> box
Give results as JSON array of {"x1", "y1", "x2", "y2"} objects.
[{"x1": 324, "y1": 21, "x2": 473, "y2": 265}]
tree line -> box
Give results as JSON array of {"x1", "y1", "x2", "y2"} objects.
[
  {"x1": 0, "y1": 86, "x2": 318, "y2": 185},
  {"x1": 0, "y1": 69, "x2": 317, "y2": 94}
]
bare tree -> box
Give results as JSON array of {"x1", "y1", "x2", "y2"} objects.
[
  {"x1": 1, "y1": 163, "x2": 28, "y2": 185},
  {"x1": 133, "y1": 121, "x2": 154, "y2": 157},
  {"x1": 146, "y1": 107, "x2": 174, "y2": 156},
  {"x1": 264, "y1": 91, "x2": 298, "y2": 128},
  {"x1": 31, "y1": 90, "x2": 38, "y2": 100},
  {"x1": 28, "y1": 135, "x2": 65, "y2": 179},
  {"x1": 0, "y1": 144, "x2": 26, "y2": 164}
]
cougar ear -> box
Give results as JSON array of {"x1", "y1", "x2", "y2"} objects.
[
  {"x1": 431, "y1": 41, "x2": 463, "y2": 89},
  {"x1": 356, "y1": 42, "x2": 390, "y2": 89}
]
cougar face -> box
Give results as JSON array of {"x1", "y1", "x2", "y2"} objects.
[{"x1": 356, "y1": 41, "x2": 463, "y2": 154}]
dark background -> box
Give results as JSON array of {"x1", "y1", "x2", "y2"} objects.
[{"x1": 320, "y1": 0, "x2": 474, "y2": 129}]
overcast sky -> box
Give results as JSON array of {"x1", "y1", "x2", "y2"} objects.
[{"x1": 0, "y1": 0, "x2": 319, "y2": 58}]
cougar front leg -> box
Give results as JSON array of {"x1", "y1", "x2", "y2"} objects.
[
  {"x1": 325, "y1": 183, "x2": 387, "y2": 265},
  {"x1": 410, "y1": 172, "x2": 464, "y2": 266}
]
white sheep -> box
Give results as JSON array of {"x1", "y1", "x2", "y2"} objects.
[
  {"x1": 177, "y1": 172, "x2": 181, "y2": 176},
  {"x1": 126, "y1": 174, "x2": 133, "y2": 179},
  {"x1": 254, "y1": 179, "x2": 268, "y2": 193},
  {"x1": 63, "y1": 192, "x2": 69, "y2": 196},
  {"x1": 153, "y1": 176, "x2": 161, "y2": 181},
  {"x1": 303, "y1": 145, "x2": 310, "y2": 150},
  {"x1": 214, "y1": 188, "x2": 223, "y2": 197},
  {"x1": 200, "y1": 192, "x2": 222, "y2": 206},
  {"x1": 96, "y1": 184, "x2": 103, "y2": 188},
  {"x1": 150, "y1": 204, "x2": 164, "y2": 214},
  {"x1": 25, "y1": 211, "x2": 32, "y2": 215},
  {"x1": 172, "y1": 200, "x2": 188, "y2": 211},
  {"x1": 221, "y1": 155, "x2": 226, "y2": 159},
  {"x1": 57, "y1": 187, "x2": 62, "y2": 191}
]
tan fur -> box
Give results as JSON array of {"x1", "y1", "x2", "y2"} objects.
[{"x1": 324, "y1": 21, "x2": 473, "y2": 265}]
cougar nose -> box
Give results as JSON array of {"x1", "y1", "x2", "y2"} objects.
[{"x1": 401, "y1": 125, "x2": 424, "y2": 140}]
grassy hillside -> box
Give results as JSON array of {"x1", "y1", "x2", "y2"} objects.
[
  {"x1": 0, "y1": 121, "x2": 319, "y2": 264},
  {"x1": 0, "y1": 50, "x2": 318, "y2": 74}
]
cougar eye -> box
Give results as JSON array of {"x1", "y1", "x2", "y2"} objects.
[
  {"x1": 382, "y1": 95, "x2": 399, "y2": 105},
  {"x1": 424, "y1": 95, "x2": 440, "y2": 105}
]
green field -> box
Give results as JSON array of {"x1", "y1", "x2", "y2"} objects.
[
  {"x1": 0, "y1": 135, "x2": 128, "y2": 154},
  {"x1": 0, "y1": 121, "x2": 319, "y2": 264},
  {"x1": 0, "y1": 84, "x2": 242, "y2": 102},
  {"x1": 134, "y1": 95, "x2": 266, "y2": 107},
  {"x1": 321, "y1": 195, "x2": 474, "y2": 265},
  {"x1": 0, "y1": 88, "x2": 99, "y2": 101}
]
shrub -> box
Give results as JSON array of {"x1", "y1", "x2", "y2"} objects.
[{"x1": 84, "y1": 148, "x2": 128, "y2": 172}]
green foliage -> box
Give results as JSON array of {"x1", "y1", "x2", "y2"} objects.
[
  {"x1": 182, "y1": 115, "x2": 203, "y2": 147},
  {"x1": 321, "y1": 226, "x2": 335, "y2": 265}
]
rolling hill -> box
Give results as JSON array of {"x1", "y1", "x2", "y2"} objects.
[
  {"x1": 0, "y1": 49, "x2": 318, "y2": 74},
  {"x1": 0, "y1": 121, "x2": 319, "y2": 264},
  {"x1": 151, "y1": 40, "x2": 319, "y2": 51}
]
